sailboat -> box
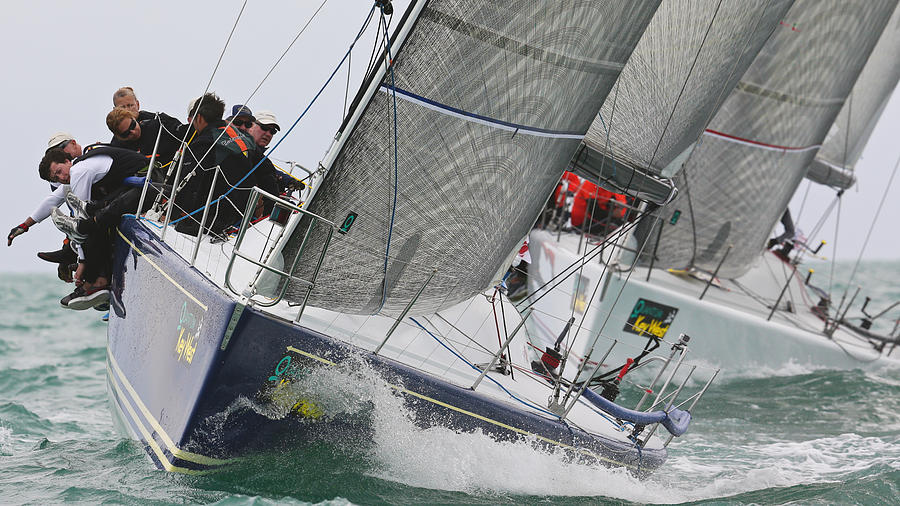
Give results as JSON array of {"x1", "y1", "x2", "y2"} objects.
[
  {"x1": 105, "y1": 0, "x2": 716, "y2": 475},
  {"x1": 526, "y1": 0, "x2": 900, "y2": 375}
]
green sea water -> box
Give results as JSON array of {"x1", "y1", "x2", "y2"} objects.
[{"x1": 1, "y1": 262, "x2": 898, "y2": 505}]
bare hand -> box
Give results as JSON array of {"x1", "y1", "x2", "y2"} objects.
[{"x1": 74, "y1": 262, "x2": 86, "y2": 286}]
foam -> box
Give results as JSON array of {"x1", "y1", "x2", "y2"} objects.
[
  {"x1": 192, "y1": 351, "x2": 900, "y2": 503},
  {"x1": 0, "y1": 426, "x2": 11, "y2": 456},
  {"x1": 658, "y1": 433, "x2": 900, "y2": 502}
]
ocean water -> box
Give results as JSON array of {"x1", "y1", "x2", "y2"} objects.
[{"x1": 1, "y1": 262, "x2": 898, "y2": 505}]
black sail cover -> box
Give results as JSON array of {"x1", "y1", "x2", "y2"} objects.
[
  {"x1": 641, "y1": 0, "x2": 898, "y2": 278},
  {"x1": 281, "y1": 0, "x2": 661, "y2": 316}
]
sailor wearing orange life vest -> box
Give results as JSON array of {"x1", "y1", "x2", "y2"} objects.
[
  {"x1": 173, "y1": 93, "x2": 260, "y2": 235},
  {"x1": 553, "y1": 171, "x2": 626, "y2": 229}
]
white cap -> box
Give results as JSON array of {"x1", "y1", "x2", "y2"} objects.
[
  {"x1": 47, "y1": 132, "x2": 75, "y2": 149},
  {"x1": 187, "y1": 98, "x2": 199, "y2": 118},
  {"x1": 255, "y1": 110, "x2": 279, "y2": 129}
]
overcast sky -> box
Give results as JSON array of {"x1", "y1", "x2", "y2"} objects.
[{"x1": 1, "y1": 1, "x2": 898, "y2": 276}]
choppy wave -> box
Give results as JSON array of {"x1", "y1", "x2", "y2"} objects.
[{"x1": 2, "y1": 268, "x2": 899, "y2": 504}]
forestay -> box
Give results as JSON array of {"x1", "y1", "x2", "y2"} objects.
[
  {"x1": 806, "y1": 4, "x2": 900, "y2": 190},
  {"x1": 643, "y1": 0, "x2": 898, "y2": 278},
  {"x1": 583, "y1": 0, "x2": 794, "y2": 185},
  {"x1": 281, "y1": 0, "x2": 661, "y2": 316}
]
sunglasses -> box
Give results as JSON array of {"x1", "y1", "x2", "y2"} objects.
[
  {"x1": 119, "y1": 119, "x2": 137, "y2": 137},
  {"x1": 233, "y1": 118, "x2": 254, "y2": 128},
  {"x1": 258, "y1": 123, "x2": 279, "y2": 134}
]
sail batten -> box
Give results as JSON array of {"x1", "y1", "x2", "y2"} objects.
[{"x1": 281, "y1": 0, "x2": 661, "y2": 316}]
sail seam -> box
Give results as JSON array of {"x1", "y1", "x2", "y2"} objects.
[
  {"x1": 420, "y1": 7, "x2": 623, "y2": 74},
  {"x1": 735, "y1": 81, "x2": 846, "y2": 107},
  {"x1": 379, "y1": 84, "x2": 585, "y2": 139}
]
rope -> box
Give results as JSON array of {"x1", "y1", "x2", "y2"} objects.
[
  {"x1": 795, "y1": 180, "x2": 812, "y2": 223},
  {"x1": 828, "y1": 194, "x2": 842, "y2": 298},
  {"x1": 843, "y1": 149, "x2": 900, "y2": 291},
  {"x1": 377, "y1": 5, "x2": 400, "y2": 312},
  {"x1": 674, "y1": 0, "x2": 783, "y2": 266},
  {"x1": 409, "y1": 317, "x2": 561, "y2": 418},
  {"x1": 173, "y1": 0, "x2": 333, "y2": 202},
  {"x1": 168, "y1": 5, "x2": 378, "y2": 227},
  {"x1": 517, "y1": 210, "x2": 652, "y2": 312},
  {"x1": 644, "y1": 0, "x2": 725, "y2": 172}
]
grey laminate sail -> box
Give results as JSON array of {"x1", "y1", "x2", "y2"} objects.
[
  {"x1": 281, "y1": 0, "x2": 661, "y2": 316},
  {"x1": 806, "y1": 4, "x2": 900, "y2": 190},
  {"x1": 576, "y1": 0, "x2": 794, "y2": 197},
  {"x1": 644, "y1": 0, "x2": 897, "y2": 278}
]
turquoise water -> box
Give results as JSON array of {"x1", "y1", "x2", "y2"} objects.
[{"x1": 1, "y1": 263, "x2": 899, "y2": 505}]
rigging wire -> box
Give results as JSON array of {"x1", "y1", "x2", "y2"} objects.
[
  {"x1": 643, "y1": 0, "x2": 724, "y2": 173},
  {"x1": 794, "y1": 180, "x2": 813, "y2": 224},
  {"x1": 827, "y1": 88, "x2": 855, "y2": 303},
  {"x1": 409, "y1": 317, "x2": 560, "y2": 419},
  {"x1": 155, "y1": 0, "x2": 247, "y2": 226},
  {"x1": 549, "y1": 0, "x2": 766, "y2": 386},
  {"x1": 671, "y1": 0, "x2": 783, "y2": 266},
  {"x1": 547, "y1": 0, "x2": 785, "y2": 393},
  {"x1": 377, "y1": 5, "x2": 400, "y2": 313},
  {"x1": 843, "y1": 148, "x2": 900, "y2": 293},
  {"x1": 167, "y1": 5, "x2": 379, "y2": 227},
  {"x1": 184, "y1": 0, "x2": 332, "y2": 183},
  {"x1": 516, "y1": 210, "x2": 653, "y2": 312},
  {"x1": 828, "y1": 194, "x2": 842, "y2": 298},
  {"x1": 563, "y1": 77, "x2": 625, "y2": 365}
]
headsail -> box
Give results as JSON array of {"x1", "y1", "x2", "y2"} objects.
[
  {"x1": 806, "y1": 4, "x2": 900, "y2": 190},
  {"x1": 281, "y1": 0, "x2": 661, "y2": 316},
  {"x1": 643, "y1": 0, "x2": 898, "y2": 278},
  {"x1": 572, "y1": 0, "x2": 795, "y2": 203}
]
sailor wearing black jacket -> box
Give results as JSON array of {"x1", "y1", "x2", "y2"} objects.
[
  {"x1": 38, "y1": 146, "x2": 149, "y2": 308},
  {"x1": 174, "y1": 93, "x2": 261, "y2": 236},
  {"x1": 107, "y1": 107, "x2": 187, "y2": 171}
]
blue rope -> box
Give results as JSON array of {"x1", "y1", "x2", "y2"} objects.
[
  {"x1": 630, "y1": 435, "x2": 644, "y2": 476},
  {"x1": 163, "y1": 5, "x2": 378, "y2": 228},
  {"x1": 408, "y1": 317, "x2": 560, "y2": 419},
  {"x1": 377, "y1": 6, "x2": 399, "y2": 313}
]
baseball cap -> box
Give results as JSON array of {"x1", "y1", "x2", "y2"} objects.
[
  {"x1": 255, "y1": 110, "x2": 280, "y2": 130},
  {"x1": 47, "y1": 132, "x2": 75, "y2": 149}
]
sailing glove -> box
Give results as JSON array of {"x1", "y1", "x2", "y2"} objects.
[{"x1": 7, "y1": 223, "x2": 29, "y2": 246}]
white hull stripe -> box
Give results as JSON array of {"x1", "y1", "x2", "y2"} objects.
[{"x1": 379, "y1": 85, "x2": 586, "y2": 140}]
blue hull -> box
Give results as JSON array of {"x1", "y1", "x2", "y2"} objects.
[{"x1": 107, "y1": 217, "x2": 665, "y2": 475}]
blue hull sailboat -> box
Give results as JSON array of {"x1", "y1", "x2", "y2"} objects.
[{"x1": 104, "y1": 0, "x2": 714, "y2": 476}]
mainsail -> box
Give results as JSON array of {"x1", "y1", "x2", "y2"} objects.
[
  {"x1": 643, "y1": 0, "x2": 898, "y2": 278},
  {"x1": 578, "y1": 0, "x2": 795, "y2": 191},
  {"x1": 281, "y1": 0, "x2": 661, "y2": 315},
  {"x1": 805, "y1": 4, "x2": 900, "y2": 190}
]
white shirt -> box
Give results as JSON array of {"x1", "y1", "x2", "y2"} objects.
[
  {"x1": 30, "y1": 185, "x2": 67, "y2": 223},
  {"x1": 69, "y1": 154, "x2": 114, "y2": 201},
  {"x1": 28, "y1": 155, "x2": 114, "y2": 223}
]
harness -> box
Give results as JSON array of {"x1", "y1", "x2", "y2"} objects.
[{"x1": 219, "y1": 125, "x2": 250, "y2": 158}]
